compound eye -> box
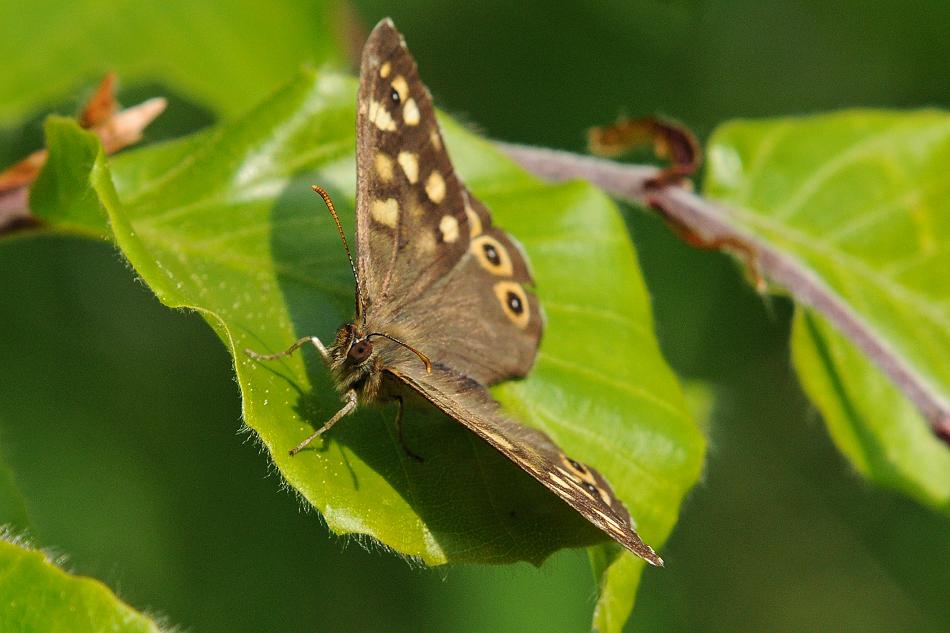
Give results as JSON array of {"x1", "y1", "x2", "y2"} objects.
[{"x1": 348, "y1": 339, "x2": 373, "y2": 362}]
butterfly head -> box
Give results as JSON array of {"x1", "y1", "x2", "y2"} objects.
[
  {"x1": 347, "y1": 336, "x2": 374, "y2": 363},
  {"x1": 331, "y1": 323, "x2": 432, "y2": 376},
  {"x1": 331, "y1": 322, "x2": 373, "y2": 367}
]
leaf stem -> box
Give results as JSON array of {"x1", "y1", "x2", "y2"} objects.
[{"x1": 497, "y1": 142, "x2": 950, "y2": 446}]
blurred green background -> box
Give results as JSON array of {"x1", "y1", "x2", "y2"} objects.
[{"x1": 3, "y1": 1, "x2": 950, "y2": 631}]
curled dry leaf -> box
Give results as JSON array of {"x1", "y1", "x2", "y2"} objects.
[
  {"x1": 584, "y1": 117, "x2": 769, "y2": 287},
  {"x1": 587, "y1": 115, "x2": 702, "y2": 185},
  {"x1": 0, "y1": 73, "x2": 166, "y2": 233}
]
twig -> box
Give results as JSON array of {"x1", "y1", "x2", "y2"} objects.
[{"x1": 498, "y1": 142, "x2": 950, "y2": 445}]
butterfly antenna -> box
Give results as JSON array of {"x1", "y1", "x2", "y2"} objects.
[
  {"x1": 312, "y1": 185, "x2": 366, "y2": 320},
  {"x1": 367, "y1": 332, "x2": 432, "y2": 374}
]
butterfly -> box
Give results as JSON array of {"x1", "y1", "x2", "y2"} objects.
[{"x1": 246, "y1": 18, "x2": 662, "y2": 566}]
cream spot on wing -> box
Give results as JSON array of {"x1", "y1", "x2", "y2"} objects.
[
  {"x1": 374, "y1": 152, "x2": 394, "y2": 182},
  {"x1": 397, "y1": 151, "x2": 419, "y2": 183},
  {"x1": 595, "y1": 508, "x2": 624, "y2": 530},
  {"x1": 439, "y1": 214, "x2": 460, "y2": 243},
  {"x1": 379, "y1": 62, "x2": 391, "y2": 78},
  {"x1": 482, "y1": 430, "x2": 514, "y2": 450},
  {"x1": 430, "y1": 128, "x2": 442, "y2": 150},
  {"x1": 416, "y1": 230, "x2": 436, "y2": 254},
  {"x1": 403, "y1": 98, "x2": 420, "y2": 126},
  {"x1": 391, "y1": 75, "x2": 409, "y2": 102},
  {"x1": 371, "y1": 198, "x2": 399, "y2": 228},
  {"x1": 425, "y1": 170, "x2": 446, "y2": 203},
  {"x1": 548, "y1": 472, "x2": 573, "y2": 490},
  {"x1": 370, "y1": 100, "x2": 396, "y2": 131},
  {"x1": 464, "y1": 201, "x2": 482, "y2": 237}
]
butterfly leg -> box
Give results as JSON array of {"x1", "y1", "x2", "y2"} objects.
[
  {"x1": 245, "y1": 336, "x2": 329, "y2": 363},
  {"x1": 393, "y1": 396, "x2": 424, "y2": 463},
  {"x1": 289, "y1": 388, "x2": 357, "y2": 456}
]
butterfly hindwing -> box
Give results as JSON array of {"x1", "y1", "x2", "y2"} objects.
[
  {"x1": 355, "y1": 20, "x2": 541, "y2": 385},
  {"x1": 386, "y1": 360, "x2": 662, "y2": 565}
]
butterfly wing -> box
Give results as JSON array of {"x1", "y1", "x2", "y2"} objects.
[
  {"x1": 354, "y1": 21, "x2": 659, "y2": 565},
  {"x1": 384, "y1": 360, "x2": 662, "y2": 565},
  {"x1": 355, "y1": 19, "x2": 542, "y2": 386}
]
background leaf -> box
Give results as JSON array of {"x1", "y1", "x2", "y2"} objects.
[
  {"x1": 704, "y1": 111, "x2": 950, "y2": 509},
  {"x1": 0, "y1": 537, "x2": 161, "y2": 633},
  {"x1": 793, "y1": 310, "x2": 950, "y2": 508},
  {"x1": 0, "y1": 450, "x2": 29, "y2": 530},
  {"x1": 0, "y1": 0, "x2": 341, "y2": 125}
]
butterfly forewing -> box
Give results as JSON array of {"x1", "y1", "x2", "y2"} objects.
[
  {"x1": 356, "y1": 22, "x2": 469, "y2": 308},
  {"x1": 355, "y1": 20, "x2": 541, "y2": 386}
]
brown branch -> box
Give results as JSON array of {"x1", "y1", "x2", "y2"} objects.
[{"x1": 498, "y1": 142, "x2": 950, "y2": 445}]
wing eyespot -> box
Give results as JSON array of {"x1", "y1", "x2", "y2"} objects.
[
  {"x1": 471, "y1": 235, "x2": 513, "y2": 276},
  {"x1": 506, "y1": 291, "x2": 523, "y2": 314},
  {"x1": 493, "y1": 281, "x2": 530, "y2": 328},
  {"x1": 559, "y1": 453, "x2": 597, "y2": 484}
]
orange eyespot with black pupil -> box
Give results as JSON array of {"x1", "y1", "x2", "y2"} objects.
[
  {"x1": 348, "y1": 339, "x2": 373, "y2": 362},
  {"x1": 472, "y1": 236, "x2": 514, "y2": 276},
  {"x1": 493, "y1": 281, "x2": 530, "y2": 328}
]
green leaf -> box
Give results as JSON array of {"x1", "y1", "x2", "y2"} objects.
[
  {"x1": 589, "y1": 544, "x2": 639, "y2": 633},
  {"x1": 0, "y1": 536, "x2": 162, "y2": 633},
  {"x1": 793, "y1": 310, "x2": 950, "y2": 507},
  {"x1": 29, "y1": 117, "x2": 111, "y2": 238},
  {"x1": 0, "y1": 0, "x2": 340, "y2": 123},
  {"x1": 44, "y1": 70, "x2": 702, "y2": 627},
  {"x1": 705, "y1": 110, "x2": 950, "y2": 509}
]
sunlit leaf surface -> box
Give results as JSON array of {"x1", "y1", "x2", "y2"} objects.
[{"x1": 0, "y1": 537, "x2": 161, "y2": 633}]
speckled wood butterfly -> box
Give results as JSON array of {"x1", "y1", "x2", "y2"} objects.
[{"x1": 247, "y1": 18, "x2": 661, "y2": 566}]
